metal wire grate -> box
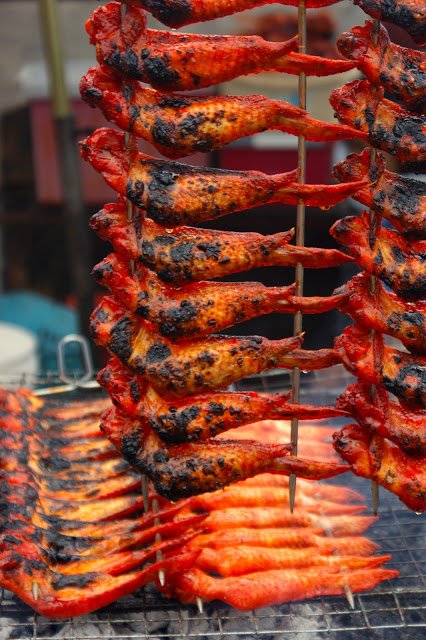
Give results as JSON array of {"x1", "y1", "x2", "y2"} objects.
[{"x1": 1, "y1": 370, "x2": 425, "y2": 640}]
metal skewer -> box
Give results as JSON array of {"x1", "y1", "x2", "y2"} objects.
[{"x1": 289, "y1": 0, "x2": 307, "y2": 514}]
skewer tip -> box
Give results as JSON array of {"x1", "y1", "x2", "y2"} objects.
[
  {"x1": 158, "y1": 569, "x2": 166, "y2": 587},
  {"x1": 344, "y1": 583, "x2": 355, "y2": 610},
  {"x1": 196, "y1": 596, "x2": 204, "y2": 613},
  {"x1": 32, "y1": 582, "x2": 40, "y2": 601}
]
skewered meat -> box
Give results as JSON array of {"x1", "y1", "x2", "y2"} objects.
[
  {"x1": 353, "y1": 0, "x2": 426, "y2": 45},
  {"x1": 333, "y1": 149, "x2": 426, "y2": 239},
  {"x1": 196, "y1": 547, "x2": 389, "y2": 576},
  {"x1": 92, "y1": 296, "x2": 341, "y2": 396},
  {"x1": 329, "y1": 79, "x2": 426, "y2": 164},
  {"x1": 337, "y1": 21, "x2": 426, "y2": 113},
  {"x1": 331, "y1": 211, "x2": 426, "y2": 300},
  {"x1": 81, "y1": 66, "x2": 366, "y2": 160},
  {"x1": 88, "y1": 3, "x2": 353, "y2": 92},
  {"x1": 335, "y1": 325, "x2": 426, "y2": 410},
  {"x1": 90, "y1": 201, "x2": 353, "y2": 284},
  {"x1": 334, "y1": 424, "x2": 426, "y2": 512},
  {"x1": 98, "y1": 357, "x2": 348, "y2": 443},
  {"x1": 164, "y1": 564, "x2": 398, "y2": 610},
  {"x1": 336, "y1": 272, "x2": 426, "y2": 354},
  {"x1": 101, "y1": 406, "x2": 349, "y2": 499},
  {"x1": 93, "y1": 253, "x2": 348, "y2": 339},
  {"x1": 81, "y1": 129, "x2": 366, "y2": 226},
  {"x1": 337, "y1": 381, "x2": 426, "y2": 456},
  {"x1": 127, "y1": 0, "x2": 344, "y2": 28}
]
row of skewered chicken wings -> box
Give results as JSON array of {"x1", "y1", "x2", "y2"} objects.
[{"x1": 80, "y1": 0, "x2": 425, "y2": 513}]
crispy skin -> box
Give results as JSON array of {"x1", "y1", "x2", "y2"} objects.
[
  {"x1": 81, "y1": 129, "x2": 365, "y2": 226},
  {"x1": 335, "y1": 324, "x2": 426, "y2": 410},
  {"x1": 81, "y1": 66, "x2": 366, "y2": 159},
  {"x1": 330, "y1": 79, "x2": 426, "y2": 164},
  {"x1": 98, "y1": 357, "x2": 348, "y2": 443},
  {"x1": 129, "y1": 0, "x2": 343, "y2": 28},
  {"x1": 331, "y1": 211, "x2": 426, "y2": 300},
  {"x1": 337, "y1": 381, "x2": 426, "y2": 456},
  {"x1": 337, "y1": 21, "x2": 426, "y2": 113},
  {"x1": 101, "y1": 407, "x2": 348, "y2": 500},
  {"x1": 91, "y1": 296, "x2": 339, "y2": 397},
  {"x1": 90, "y1": 201, "x2": 353, "y2": 283},
  {"x1": 336, "y1": 272, "x2": 426, "y2": 354},
  {"x1": 353, "y1": 0, "x2": 426, "y2": 45},
  {"x1": 334, "y1": 424, "x2": 426, "y2": 513},
  {"x1": 93, "y1": 253, "x2": 348, "y2": 339},
  {"x1": 164, "y1": 565, "x2": 398, "y2": 610},
  {"x1": 87, "y1": 3, "x2": 353, "y2": 91},
  {"x1": 333, "y1": 149, "x2": 426, "y2": 239}
]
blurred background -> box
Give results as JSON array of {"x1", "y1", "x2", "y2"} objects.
[{"x1": 0, "y1": 0, "x2": 409, "y2": 382}]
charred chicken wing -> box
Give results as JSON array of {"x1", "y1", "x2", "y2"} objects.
[
  {"x1": 330, "y1": 79, "x2": 426, "y2": 164},
  {"x1": 333, "y1": 149, "x2": 426, "y2": 239},
  {"x1": 353, "y1": 0, "x2": 426, "y2": 45}
]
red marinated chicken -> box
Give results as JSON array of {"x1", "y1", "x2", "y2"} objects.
[
  {"x1": 90, "y1": 201, "x2": 353, "y2": 284},
  {"x1": 93, "y1": 253, "x2": 348, "y2": 339},
  {"x1": 81, "y1": 129, "x2": 366, "y2": 226},
  {"x1": 330, "y1": 79, "x2": 426, "y2": 164},
  {"x1": 101, "y1": 406, "x2": 348, "y2": 500},
  {"x1": 91, "y1": 296, "x2": 341, "y2": 397},
  {"x1": 334, "y1": 424, "x2": 426, "y2": 513},
  {"x1": 98, "y1": 357, "x2": 348, "y2": 443},
  {"x1": 128, "y1": 0, "x2": 343, "y2": 28},
  {"x1": 337, "y1": 381, "x2": 426, "y2": 456},
  {"x1": 80, "y1": 66, "x2": 366, "y2": 159},
  {"x1": 333, "y1": 149, "x2": 426, "y2": 239},
  {"x1": 335, "y1": 325, "x2": 426, "y2": 410},
  {"x1": 353, "y1": 0, "x2": 426, "y2": 45},
  {"x1": 336, "y1": 272, "x2": 426, "y2": 354},
  {"x1": 87, "y1": 3, "x2": 353, "y2": 92},
  {"x1": 337, "y1": 21, "x2": 426, "y2": 113},
  {"x1": 331, "y1": 211, "x2": 426, "y2": 300}
]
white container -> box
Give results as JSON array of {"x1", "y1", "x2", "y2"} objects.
[{"x1": 0, "y1": 323, "x2": 39, "y2": 388}]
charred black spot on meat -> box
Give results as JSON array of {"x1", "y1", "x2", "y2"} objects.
[
  {"x1": 126, "y1": 179, "x2": 145, "y2": 208},
  {"x1": 52, "y1": 572, "x2": 98, "y2": 592},
  {"x1": 141, "y1": 0, "x2": 192, "y2": 28},
  {"x1": 142, "y1": 54, "x2": 180, "y2": 89},
  {"x1": 146, "y1": 342, "x2": 172, "y2": 364},
  {"x1": 109, "y1": 317, "x2": 133, "y2": 362},
  {"x1": 159, "y1": 301, "x2": 198, "y2": 338},
  {"x1": 121, "y1": 430, "x2": 143, "y2": 466},
  {"x1": 152, "y1": 117, "x2": 176, "y2": 148}
]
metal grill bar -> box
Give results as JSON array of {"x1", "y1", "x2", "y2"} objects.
[{"x1": 289, "y1": 0, "x2": 307, "y2": 513}]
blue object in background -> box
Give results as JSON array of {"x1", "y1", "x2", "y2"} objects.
[{"x1": 0, "y1": 291, "x2": 79, "y2": 373}]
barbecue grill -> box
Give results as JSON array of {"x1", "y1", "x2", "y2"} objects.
[{"x1": 0, "y1": 370, "x2": 424, "y2": 638}]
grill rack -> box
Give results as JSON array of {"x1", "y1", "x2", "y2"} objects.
[{"x1": 0, "y1": 372, "x2": 425, "y2": 639}]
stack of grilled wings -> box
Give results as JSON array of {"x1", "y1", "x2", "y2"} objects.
[
  {"x1": 0, "y1": 388, "x2": 397, "y2": 614},
  {"x1": 328, "y1": 13, "x2": 426, "y2": 513},
  {"x1": 80, "y1": 0, "x2": 375, "y2": 501}
]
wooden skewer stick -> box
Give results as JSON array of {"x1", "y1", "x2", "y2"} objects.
[{"x1": 289, "y1": 0, "x2": 307, "y2": 514}]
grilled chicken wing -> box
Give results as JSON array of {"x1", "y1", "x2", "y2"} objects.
[
  {"x1": 91, "y1": 296, "x2": 341, "y2": 396},
  {"x1": 81, "y1": 129, "x2": 365, "y2": 226},
  {"x1": 81, "y1": 66, "x2": 366, "y2": 160},
  {"x1": 334, "y1": 424, "x2": 426, "y2": 513},
  {"x1": 335, "y1": 325, "x2": 426, "y2": 410},
  {"x1": 93, "y1": 253, "x2": 348, "y2": 339},
  {"x1": 337, "y1": 381, "x2": 426, "y2": 456},
  {"x1": 331, "y1": 211, "x2": 426, "y2": 300},
  {"x1": 98, "y1": 357, "x2": 348, "y2": 443},
  {"x1": 329, "y1": 80, "x2": 426, "y2": 164},
  {"x1": 353, "y1": 0, "x2": 426, "y2": 45},
  {"x1": 128, "y1": 0, "x2": 343, "y2": 28},
  {"x1": 164, "y1": 564, "x2": 397, "y2": 610},
  {"x1": 101, "y1": 406, "x2": 348, "y2": 500},
  {"x1": 90, "y1": 201, "x2": 353, "y2": 283},
  {"x1": 333, "y1": 149, "x2": 426, "y2": 239},
  {"x1": 337, "y1": 21, "x2": 426, "y2": 113},
  {"x1": 87, "y1": 3, "x2": 353, "y2": 91},
  {"x1": 336, "y1": 272, "x2": 426, "y2": 354}
]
